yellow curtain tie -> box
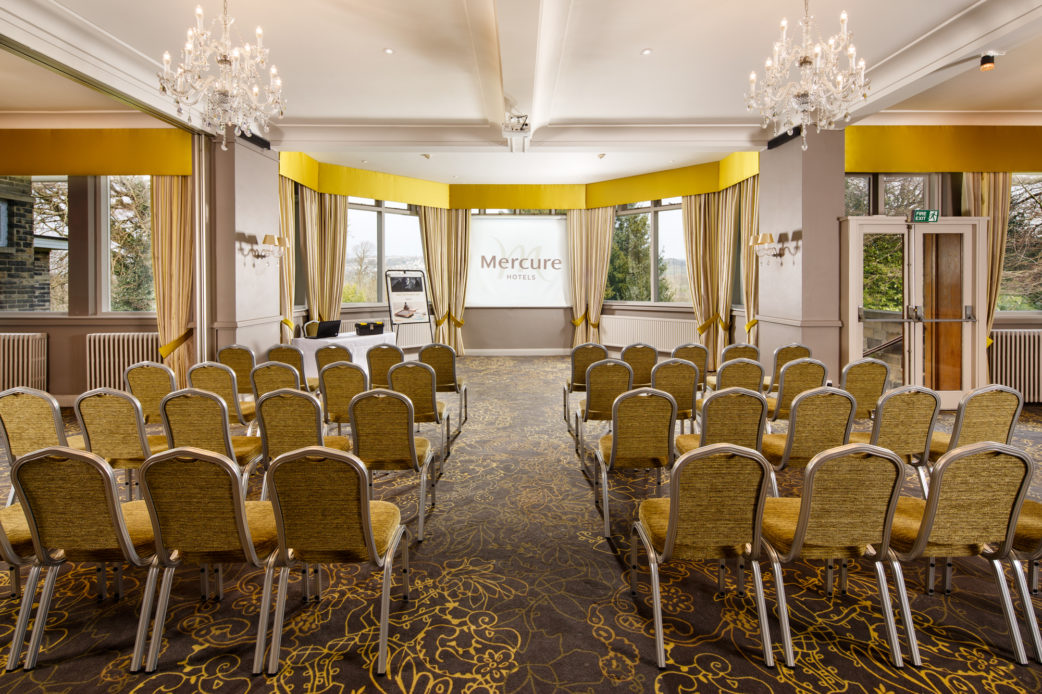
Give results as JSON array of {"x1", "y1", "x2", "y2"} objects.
[
  {"x1": 436, "y1": 312, "x2": 449, "y2": 327},
  {"x1": 717, "y1": 316, "x2": 731, "y2": 332},
  {"x1": 450, "y1": 313, "x2": 465, "y2": 327},
  {"x1": 986, "y1": 335, "x2": 994, "y2": 348},
  {"x1": 437, "y1": 312, "x2": 465, "y2": 328},
  {"x1": 589, "y1": 318, "x2": 600, "y2": 329},
  {"x1": 281, "y1": 318, "x2": 294, "y2": 331},
  {"x1": 159, "y1": 329, "x2": 192, "y2": 359},
  {"x1": 571, "y1": 311, "x2": 588, "y2": 327},
  {"x1": 745, "y1": 318, "x2": 758, "y2": 334},
  {"x1": 697, "y1": 313, "x2": 720, "y2": 336}
]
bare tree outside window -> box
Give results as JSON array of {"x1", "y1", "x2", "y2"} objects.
[
  {"x1": 108, "y1": 175, "x2": 155, "y2": 312},
  {"x1": 999, "y1": 174, "x2": 1042, "y2": 310},
  {"x1": 32, "y1": 178, "x2": 70, "y2": 311}
]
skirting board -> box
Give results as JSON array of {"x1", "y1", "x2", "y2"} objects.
[{"x1": 464, "y1": 348, "x2": 570, "y2": 357}]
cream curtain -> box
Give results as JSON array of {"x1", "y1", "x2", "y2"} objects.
[
  {"x1": 962, "y1": 172, "x2": 1012, "y2": 346},
  {"x1": 150, "y1": 175, "x2": 194, "y2": 387},
  {"x1": 298, "y1": 188, "x2": 348, "y2": 322},
  {"x1": 566, "y1": 210, "x2": 588, "y2": 346},
  {"x1": 584, "y1": 207, "x2": 615, "y2": 345},
  {"x1": 683, "y1": 185, "x2": 739, "y2": 369},
  {"x1": 419, "y1": 207, "x2": 470, "y2": 353},
  {"x1": 738, "y1": 176, "x2": 760, "y2": 345},
  {"x1": 277, "y1": 176, "x2": 297, "y2": 342}
]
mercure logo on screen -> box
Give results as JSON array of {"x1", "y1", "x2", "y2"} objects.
[{"x1": 478, "y1": 240, "x2": 562, "y2": 281}]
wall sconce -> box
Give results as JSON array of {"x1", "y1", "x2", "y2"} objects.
[
  {"x1": 240, "y1": 234, "x2": 286, "y2": 267},
  {"x1": 754, "y1": 231, "x2": 801, "y2": 260}
]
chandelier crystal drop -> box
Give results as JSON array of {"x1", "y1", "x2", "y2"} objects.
[
  {"x1": 158, "y1": 0, "x2": 285, "y2": 150},
  {"x1": 745, "y1": 0, "x2": 869, "y2": 150}
]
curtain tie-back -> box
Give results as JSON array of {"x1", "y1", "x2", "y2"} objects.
[
  {"x1": 987, "y1": 335, "x2": 994, "y2": 348},
  {"x1": 437, "y1": 312, "x2": 465, "y2": 328},
  {"x1": 745, "y1": 318, "x2": 758, "y2": 334},
  {"x1": 589, "y1": 318, "x2": 600, "y2": 329},
  {"x1": 571, "y1": 310, "x2": 588, "y2": 327},
  {"x1": 159, "y1": 329, "x2": 192, "y2": 359},
  {"x1": 281, "y1": 318, "x2": 294, "y2": 331},
  {"x1": 697, "y1": 314, "x2": 720, "y2": 336},
  {"x1": 717, "y1": 316, "x2": 731, "y2": 332}
]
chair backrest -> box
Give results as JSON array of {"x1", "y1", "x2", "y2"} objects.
[
  {"x1": 268, "y1": 345, "x2": 307, "y2": 386},
  {"x1": 419, "y1": 343, "x2": 462, "y2": 393},
  {"x1": 315, "y1": 344, "x2": 352, "y2": 375},
  {"x1": 388, "y1": 362, "x2": 440, "y2": 423},
  {"x1": 662, "y1": 444, "x2": 771, "y2": 562},
  {"x1": 583, "y1": 359, "x2": 633, "y2": 421},
  {"x1": 320, "y1": 362, "x2": 369, "y2": 424},
  {"x1": 716, "y1": 358, "x2": 764, "y2": 392},
  {"x1": 721, "y1": 343, "x2": 759, "y2": 363},
  {"x1": 840, "y1": 358, "x2": 890, "y2": 419},
  {"x1": 606, "y1": 388, "x2": 676, "y2": 469},
  {"x1": 217, "y1": 344, "x2": 256, "y2": 395},
  {"x1": 772, "y1": 358, "x2": 828, "y2": 420},
  {"x1": 699, "y1": 388, "x2": 768, "y2": 450},
  {"x1": 904, "y1": 442, "x2": 1034, "y2": 559},
  {"x1": 187, "y1": 362, "x2": 246, "y2": 425},
  {"x1": 567, "y1": 343, "x2": 609, "y2": 391},
  {"x1": 767, "y1": 343, "x2": 811, "y2": 389},
  {"x1": 124, "y1": 361, "x2": 176, "y2": 424},
  {"x1": 0, "y1": 387, "x2": 69, "y2": 460},
  {"x1": 140, "y1": 447, "x2": 267, "y2": 567},
  {"x1": 74, "y1": 388, "x2": 149, "y2": 461},
  {"x1": 780, "y1": 443, "x2": 904, "y2": 561},
  {"x1": 367, "y1": 344, "x2": 405, "y2": 389},
  {"x1": 870, "y1": 385, "x2": 940, "y2": 460},
  {"x1": 348, "y1": 390, "x2": 420, "y2": 470},
  {"x1": 267, "y1": 447, "x2": 380, "y2": 565},
  {"x1": 257, "y1": 389, "x2": 325, "y2": 461},
  {"x1": 671, "y1": 343, "x2": 708, "y2": 390},
  {"x1": 303, "y1": 320, "x2": 319, "y2": 338},
  {"x1": 160, "y1": 388, "x2": 234, "y2": 459},
  {"x1": 782, "y1": 387, "x2": 856, "y2": 465},
  {"x1": 651, "y1": 359, "x2": 699, "y2": 414},
  {"x1": 13, "y1": 446, "x2": 147, "y2": 564},
  {"x1": 251, "y1": 361, "x2": 301, "y2": 399},
  {"x1": 949, "y1": 385, "x2": 1023, "y2": 450},
  {"x1": 621, "y1": 343, "x2": 657, "y2": 387}
]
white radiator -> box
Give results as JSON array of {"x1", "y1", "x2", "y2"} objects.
[
  {"x1": 86, "y1": 332, "x2": 161, "y2": 390},
  {"x1": 599, "y1": 315, "x2": 701, "y2": 352},
  {"x1": 989, "y1": 329, "x2": 1042, "y2": 403},
  {"x1": 396, "y1": 322, "x2": 433, "y2": 349},
  {"x1": 0, "y1": 333, "x2": 47, "y2": 391}
]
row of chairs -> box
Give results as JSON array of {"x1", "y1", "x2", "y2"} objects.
[{"x1": 2, "y1": 444, "x2": 408, "y2": 675}]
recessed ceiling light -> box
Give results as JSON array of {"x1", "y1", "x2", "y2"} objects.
[
  {"x1": 361, "y1": 160, "x2": 368, "y2": 164},
  {"x1": 640, "y1": 48, "x2": 652, "y2": 56},
  {"x1": 384, "y1": 48, "x2": 394, "y2": 55}
]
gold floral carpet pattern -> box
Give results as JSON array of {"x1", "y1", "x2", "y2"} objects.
[{"x1": 0, "y1": 356, "x2": 1040, "y2": 692}]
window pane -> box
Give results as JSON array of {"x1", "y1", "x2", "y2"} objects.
[
  {"x1": 882, "y1": 175, "x2": 926, "y2": 216},
  {"x1": 660, "y1": 196, "x2": 682, "y2": 205},
  {"x1": 108, "y1": 175, "x2": 154, "y2": 312},
  {"x1": 620, "y1": 201, "x2": 651, "y2": 209},
  {"x1": 33, "y1": 177, "x2": 69, "y2": 312},
  {"x1": 384, "y1": 212, "x2": 424, "y2": 277},
  {"x1": 656, "y1": 208, "x2": 688, "y2": 303},
  {"x1": 343, "y1": 209, "x2": 378, "y2": 303},
  {"x1": 845, "y1": 175, "x2": 870, "y2": 215},
  {"x1": 384, "y1": 200, "x2": 409, "y2": 210},
  {"x1": 348, "y1": 196, "x2": 375, "y2": 206},
  {"x1": 999, "y1": 174, "x2": 1042, "y2": 310},
  {"x1": 605, "y1": 212, "x2": 652, "y2": 301}
]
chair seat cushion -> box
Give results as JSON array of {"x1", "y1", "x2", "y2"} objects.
[
  {"x1": 597, "y1": 434, "x2": 669, "y2": 469},
  {"x1": 764, "y1": 396, "x2": 779, "y2": 416},
  {"x1": 847, "y1": 431, "x2": 871, "y2": 445},
  {"x1": 638, "y1": 497, "x2": 670, "y2": 554},
  {"x1": 179, "y1": 500, "x2": 277, "y2": 565},
  {"x1": 230, "y1": 436, "x2": 263, "y2": 465},
  {"x1": 1014, "y1": 499, "x2": 1042, "y2": 555},
  {"x1": 928, "y1": 431, "x2": 952, "y2": 459},
  {"x1": 109, "y1": 435, "x2": 170, "y2": 470},
  {"x1": 577, "y1": 400, "x2": 611, "y2": 421},
  {"x1": 415, "y1": 401, "x2": 447, "y2": 423},
  {"x1": 322, "y1": 435, "x2": 352, "y2": 452},
  {"x1": 238, "y1": 400, "x2": 256, "y2": 421},
  {"x1": 705, "y1": 374, "x2": 718, "y2": 389},
  {"x1": 306, "y1": 377, "x2": 320, "y2": 391},
  {"x1": 676, "y1": 433, "x2": 699, "y2": 454},
  {"x1": 759, "y1": 434, "x2": 787, "y2": 465},
  {"x1": 62, "y1": 499, "x2": 155, "y2": 563},
  {"x1": 761, "y1": 497, "x2": 866, "y2": 560},
  {"x1": 370, "y1": 500, "x2": 402, "y2": 557},
  {"x1": 890, "y1": 496, "x2": 982, "y2": 558},
  {"x1": 65, "y1": 434, "x2": 87, "y2": 451},
  {"x1": 0, "y1": 503, "x2": 33, "y2": 559},
  {"x1": 364, "y1": 437, "x2": 430, "y2": 471}
]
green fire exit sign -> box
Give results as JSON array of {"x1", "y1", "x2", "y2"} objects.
[{"x1": 910, "y1": 209, "x2": 939, "y2": 223}]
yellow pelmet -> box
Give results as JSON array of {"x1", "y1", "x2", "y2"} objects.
[
  {"x1": 846, "y1": 125, "x2": 1042, "y2": 172},
  {"x1": 0, "y1": 128, "x2": 192, "y2": 175}
]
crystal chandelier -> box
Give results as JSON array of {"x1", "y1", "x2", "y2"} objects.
[
  {"x1": 746, "y1": 0, "x2": 869, "y2": 150},
  {"x1": 158, "y1": 1, "x2": 285, "y2": 150}
]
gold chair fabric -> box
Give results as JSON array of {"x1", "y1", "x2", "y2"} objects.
[
  {"x1": 124, "y1": 362, "x2": 176, "y2": 424},
  {"x1": 268, "y1": 344, "x2": 317, "y2": 391},
  {"x1": 315, "y1": 344, "x2": 352, "y2": 375},
  {"x1": 75, "y1": 389, "x2": 167, "y2": 470},
  {"x1": 765, "y1": 358, "x2": 828, "y2": 421},
  {"x1": 188, "y1": 362, "x2": 254, "y2": 426},
  {"x1": 651, "y1": 359, "x2": 699, "y2": 422},
  {"x1": 840, "y1": 358, "x2": 890, "y2": 419},
  {"x1": 679, "y1": 387, "x2": 767, "y2": 454},
  {"x1": 765, "y1": 343, "x2": 811, "y2": 392},
  {"x1": 251, "y1": 362, "x2": 301, "y2": 400},
  {"x1": 621, "y1": 343, "x2": 657, "y2": 388},
  {"x1": 366, "y1": 344, "x2": 405, "y2": 390},
  {"x1": 760, "y1": 387, "x2": 855, "y2": 473},
  {"x1": 257, "y1": 389, "x2": 351, "y2": 464},
  {"x1": 671, "y1": 343, "x2": 708, "y2": 391},
  {"x1": 319, "y1": 362, "x2": 368, "y2": 426},
  {"x1": 217, "y1": 345, "x2": 257, "y2": 396}
]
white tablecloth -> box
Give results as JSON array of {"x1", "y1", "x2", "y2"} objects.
[{"x1": 291, "y1": 331, "x2": 396, "y2": 379}]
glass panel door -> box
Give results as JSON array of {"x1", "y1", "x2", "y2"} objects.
[{"x1": 861, "y1": 232, "x2": 907, "y2": 390}]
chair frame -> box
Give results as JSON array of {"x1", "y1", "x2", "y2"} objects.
[
  {"x1": 864, "y1": 385, "x2": 940, "y2": 495},
  {"x1": 419, "y1": 342, "x2": 469, "y2": 440},
  {"x1": 651, "y1": 358, "x2": 700, "y2": 435},
  {"x1": 318, "y1": 361, "x2": 369, "y2": 434},
  {"x1": 74, "y1": 387, "x2": 155, "y2": 500},
  {"x1": 302, "y1": 319, "x2": 319, "y2": 338},
  {"x1": 188, "y1": 361, "x2": 255, "y2": 430},
  {"x1": 366, "y1": 343, "x2": 406, "y2": 389},
  {"x1": 696, "y1": 387, "x2": 769, "y2": 451},
  {"x1": 767, "y1": 357, "x2": 829, "y2": 427},
  {"x1": 250, "y1": 361, "x2": 302, "y2": 401},
  {"x1": 314, "y1": 343, "x2": 353, "y2": 376},
  {"x1": 267, "y1": 344, "x2": 312, "y2": 390},
  {"x1": 123, "y1": 361, "x2": 177, "y2": 424},
  {"x1": 714, "y1": 357, "x2": 765, "y2": 393},
  {"x1": 767, "y1": 386, "x2": 856, "y2": 486},
  {"x1": 620, "y1": 342, "x2": 657, "y2": 388},
  {"x1": 671, "y1": 343, "x2": 709, "y2": 392},
  {"x1": 563, "y1": 343, "x2": 609, "y2": 435},
  {"x1": 764, "y1": 343, "x2": 812, "y2": 393},
  {"x1": 839, "y1": 357, "x2": 891, "y2": 418},
  {"x1": 389, "y1": 361, "x2": 451, "y2": 463},
  {"x1": 576, "y1": 358, "x2": 634, "y2": 465},
  {"x1": 217, "y1": 344, "x2": 258, "y2": 396},
  {"x1": 0, "y1": 387, "x2": 71, "y2": 507}
]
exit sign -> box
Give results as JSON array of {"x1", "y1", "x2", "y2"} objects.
[{"x1": 910, "y1": 209, "x2": 939, "y2": 223}]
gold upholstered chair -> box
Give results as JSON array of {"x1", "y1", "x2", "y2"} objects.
[
  {"x1": 188, "y1": 362, "x2": 257, "y2": 432},
  {"x1": 319, "y1": 361, "x2": 369, "y2": 436},
  {"x1": 671, "y1": 343, "x2": 708, "y2": 393},
  {"x1": 1011, "y1": 499, "x2": 1042, "y2": 657},
  {"x1": 256, "y1": 389, "x2": 352, "y2": 483},
  {"x1": 848, "y1": 386, "x2": 940, "y2": 495},
  {"x1": 315, "y1": 343, "x2": 352, "y2": 375},
  {"x1": 923, "y1": 385, "x2": 1023, "y2": 485},
  {"x1": 563, "y1": 342, "x2": 609, "y2": 434},
  {"x1": 840, "y1": 358, "x2": 890, "y2": 420},
  {"x1": 763, "y1": 343, "x2": 811, "y2": 393},
  {"x1": 705, "y1": 343, "x2": 759, "y2": 390},
  {"x1": 389, "y1": 361, "x2": 450, "y2": 463},
  {"x1": 419, "y1": 342, "x2": 469, "y2": 439},
  {"x1": 303, "y1": 320, "x2": 320, "y2": 337},
  {"x1": 760, "y1": 387, "x2": 856, "y2": 493},
  {"x1": 123, "y1": 361, "x2": 176, "y2": 425},
  {"x1": 890, "y1": 442, "x2": 1036, "y2": 666},
  {"x1": 251, "y1": 361, "x2": 301, "y2": 400},
  {"x1": 366, "y1": 343, "x2": 405, "y2": 390},
  {"x1": 0, "y1": 497, "x2": 33, "y2": 600},
  {"x1": 593, "y1": 388, "x2": 676, "y2": 538},
  {"x1": 631, "y1": 443, "x2": 776, "y2": 667},
  {"x1": 765, "y1": 357, "x2": 828, "y2": 430},
  {"x1": 260, "y1": 447, "x2": 410, "y2": 675},
  {"x1": 74, "y1": 389, "x2": 169, "y2": 500},
  {"x1": 136, "y1": 447, "x2": 279, "y2": 673},
  {"x1": 349, "y1": 389, "x2": 435, "y2": 541},
  {"x1": 0, "y1": 387, "x2": 85, "y2": 506},
  {"x1": 160, "y1": 389, "x2": 265, "y2": 494},
  {"x1": 677, "y1": 387, "x2": 767, "y2": 455},
  {"x1": 217, "y1": 344, "x2": 257, "y2": 399},
  {"x1": 760, "y1": 443, "x2": 913, "y2": 668},
  {"x1": 621, "y1": 343, "x2": 657, "y2": 389},
  {"x1": 576, "y1": 358, "x2": 633, "y2": 463},
  {"x1": 6, "y1": 447, "x2": 156, "y2": 672},
  {"x1": 268, "y1": 344, "x2": 318, "y2": 392},
  {"x1": 705, "y1": 358, "x2": 764, "y2": 406},
  {"x1": 651, "y1": 359, "x2": 700, "y2": 434}
]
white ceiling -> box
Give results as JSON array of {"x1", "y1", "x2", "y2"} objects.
[{"x1": 2, "y1": 0, "x2": 1042, "y2": 182}]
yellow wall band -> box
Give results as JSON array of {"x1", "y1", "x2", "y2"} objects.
[
  {"x1": 0, "y1": 128, "x2": 192, "y2": 175},
  {"x1": 449, "y1": 184, "x2": 586, "y2": 210},
  {"x1": 846, "y1": 125, "x2": 1042, "y2": 172}
]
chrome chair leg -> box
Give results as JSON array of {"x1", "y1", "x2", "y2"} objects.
[
  {"x1": 889, "y1": 556, "x2": 921, "y2": 666},
  {"x1": 24, "y1": 564, "x2": 60, "y2": 670},
  {"x1": 873, "y1": 560, "x2": 903, "y2": 667},
  {"x1": 943, "y1": 558, "x2": 953, "y2": 595},
  {"x1": 145, "y1": 566, "x2": 177, "y2": 672},
  {"x1": 96, "y1": 562, "x2": 107, "y2": 601},
  {"x1": 267, "y1": 566, "x2": 291, "y2": 675},
  {"x1": 252, "y1": 555, "x2": 277, "y2": 675},
  {"x1": 991, "y1": 558, "x2": 1028, "y2": 665},
  {"x1": 927, "y1": 558, "x2": 936, "y2": 595},
  {"x1": 1010, "y1": 556, "x2": 1042, "y2": 665},
  {"x1": 131, "y1": 561, "x2": 160, "y2": 673},
  {"x1": 750, "y1": 560, "x2": 774, "y2": 667},
  {"x1": 6, "y1": 564, "x2": 41, "y2": 671},
  {"x1": 825, "y1": 560, "x2": 834, "y2": 598}
]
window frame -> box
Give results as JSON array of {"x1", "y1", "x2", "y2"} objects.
[
  {"x1": 342, "y1": 198, "x2": 422, "y2": 306},
  {"x1": 100, "y1": 174, "x2": 156, "y2": 316},
  {"x1": 605, "y1": 197, "x2": 688, "y2": 306},
  {"x1": 995, "y1": 172, "x2": 1042, "y2": 319}
]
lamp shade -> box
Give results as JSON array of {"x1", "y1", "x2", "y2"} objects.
[{"x1": 261, "y1": 234, "x2": 278, "y2": 246}]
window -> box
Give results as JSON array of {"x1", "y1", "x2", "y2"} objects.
[
  {"x1": 343, "y1": 199, "x2": 422, "y2": 304},
  {"x1": 0, "y1": 200, "x2": 9, "y2": 247},
  {"x1": 32, "y1": 176, "x2": 70, "y2": 312},
  {"x1": 605, "y1": 199, "x2": 687, "y2": 303},
  {"x1": 845, "y1": 173, "x2": 939, "y2": 216},
  {"x1": 106, "y1": 175, "x2": 154, "y2": 312},
  {"x1": 998, "y1": 174, "x2": 1042, "y2": 311},
  {"x1": 845, "y1": 175, "x2": 871, "y2": 215}
]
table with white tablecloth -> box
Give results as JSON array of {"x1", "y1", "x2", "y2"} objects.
[{"x1": 291, "y1": 331, "x2": 397, "y2": 379}]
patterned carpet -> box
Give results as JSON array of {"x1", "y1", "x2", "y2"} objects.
[{"x1": 1, "y1": 355, "x2": 1042, "y2": 693}]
